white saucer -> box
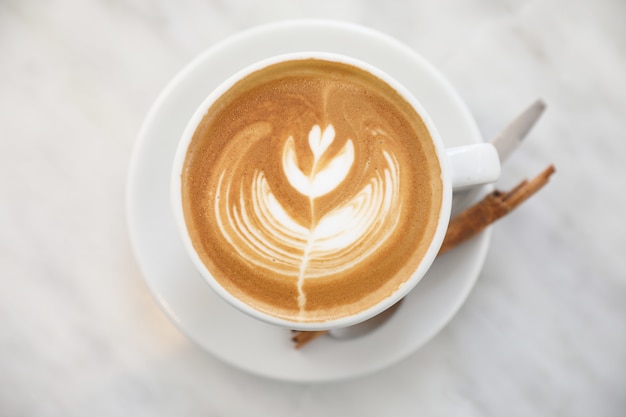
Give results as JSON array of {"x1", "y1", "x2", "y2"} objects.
[{"x1": 126, "y1": 20, "x2": 491, "y2": 383}]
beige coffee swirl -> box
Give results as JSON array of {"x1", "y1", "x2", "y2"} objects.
[{"x1": 182, "y1": 59, "x2": 442, "y2": 323}]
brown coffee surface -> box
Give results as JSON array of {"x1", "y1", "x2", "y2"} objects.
[{"x1": 181, "y1": 58, "x2": 442, "y2": 323}]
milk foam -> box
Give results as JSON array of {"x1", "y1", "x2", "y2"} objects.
[
  {"x1": 182, "y1": 58, "x2": 443, "y2": 322},
  {"x1": 215, "y1": 124, "x2": 402, "y2": 313}
]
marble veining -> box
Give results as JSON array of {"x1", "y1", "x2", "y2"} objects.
[{"x1": 1, "y1": 0, "x2": 625, "y2": 416}]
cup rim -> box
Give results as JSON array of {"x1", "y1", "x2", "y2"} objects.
[{"x1": 170, "y1": 51, "x2": 452, "y2": 331}]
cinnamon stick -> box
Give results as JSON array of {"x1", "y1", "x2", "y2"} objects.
[
  {"x1": 438, "y1": 164, "x2": 555, "y2": 254},
  {"x1": 292, "y1": 165, "x2": 555, "y2": 348},
  {"x1": 291, "y1": 330, "x2": 328, "y2": 349}
]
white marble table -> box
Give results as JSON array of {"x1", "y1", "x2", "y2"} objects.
[{"x1": 2, "y1": 0, "x2": 625, "y2": 415}]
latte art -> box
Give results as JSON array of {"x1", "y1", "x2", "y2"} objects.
[
  {"x1": 215, "y1": 123, "x2": 402, "y2": 312},
  {"x1": 181, "y1": 58, "x2": 443, "y2": 322}
]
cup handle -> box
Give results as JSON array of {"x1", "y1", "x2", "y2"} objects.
[{"x1": 446, "y1": 144, "x2": 501, "y2": 190}]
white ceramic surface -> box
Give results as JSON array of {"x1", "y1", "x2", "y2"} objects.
[
  {"x1": 128, "y1": 20, "x2": 491, "y2": 382},
  {"x1": 4, "y1": 1, "x2": 625, "y2": 415},
  {"x1": 168, "y1": 49, "x2": 500, "y2": 331}
]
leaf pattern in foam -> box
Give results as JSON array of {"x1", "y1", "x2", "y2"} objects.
[
  {"x1": 282, "y1": 125, "x2": 354, "y2": 199},
  {"x1": 308, "y1": 124, "x2": 335, "y2": 159}
]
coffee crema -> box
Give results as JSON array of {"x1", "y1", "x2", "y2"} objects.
[{"x1": 181, "y1": 58, "x2": 443, "y2": 323}]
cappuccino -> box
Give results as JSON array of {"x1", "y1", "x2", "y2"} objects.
[{"x1": 180, "y1": 58, "x2": 443, "y2": 323}]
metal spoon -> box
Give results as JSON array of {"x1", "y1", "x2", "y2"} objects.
[
  {"x1": 452, "y1": 99, "x2": 546, "y2": 215},
  {"x1": 329, "y1": 301, "x2": 404, "y2": 339},
  {"x1": 327, "y1": 99, "x2": 546, "y2": 340}
]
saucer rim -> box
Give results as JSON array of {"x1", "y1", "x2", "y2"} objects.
[{"x1": 126, "y1": 19, "x2": 491, "y2": 382}]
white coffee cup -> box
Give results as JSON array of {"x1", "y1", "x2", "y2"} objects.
[{"x1": 171, "y1": 52, "x2": 500, "y2": 331}]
